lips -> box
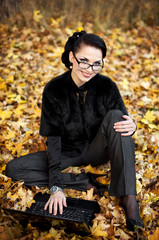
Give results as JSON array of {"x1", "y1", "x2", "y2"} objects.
[{"x1": 81, "y1": 71, "x2": 92, "y2": 78}]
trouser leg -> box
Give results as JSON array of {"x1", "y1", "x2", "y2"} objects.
[
  {"x1": 5, "y1": 151, "x2": 49, "y2": 187},
  {"x1": 5, "y1": 151, "x2": 88, "y2": 190},
  {"x1": 84, "y1": 109, "x2": 137, "y2": 196}
]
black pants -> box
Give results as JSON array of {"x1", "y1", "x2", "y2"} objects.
[{"x1": 5, "y1": 110, "x2": 137, "y2": 196}]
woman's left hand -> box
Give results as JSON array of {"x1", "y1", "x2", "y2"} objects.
[{"x1": 113, "y1": 115, "x2": 136, "y2": 136}]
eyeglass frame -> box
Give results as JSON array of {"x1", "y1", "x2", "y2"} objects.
[{"x1": 72, "y1": 53, "x2": 104, "y2": 71}]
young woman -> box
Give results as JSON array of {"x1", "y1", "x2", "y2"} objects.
[{"x1": 6, "y1": 31, "x2": 144, "y2": 231}]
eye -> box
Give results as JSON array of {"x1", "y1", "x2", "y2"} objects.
[
  {"x1": 94, "y1": 61, "x2": 102, "y2": 66},
  {"x1": 79, "y1": 58, "x2": 87, "y2": 63}
]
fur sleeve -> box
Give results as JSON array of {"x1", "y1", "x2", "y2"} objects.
[{"x1": 105, "y1": 80, "x2": 128, "y2": 115}]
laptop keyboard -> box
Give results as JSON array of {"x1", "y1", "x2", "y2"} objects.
[{"x1": 27, "y1": 201, "x2": 94, "y2": 226}]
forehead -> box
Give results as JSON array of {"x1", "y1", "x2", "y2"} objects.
[{"x1": 76, "y1": 45, "x2": 103, "y2": 60}]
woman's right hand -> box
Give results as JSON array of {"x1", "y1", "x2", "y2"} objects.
[{"x1": 44, "y1": 191, "x2": 67, "y2": 215}]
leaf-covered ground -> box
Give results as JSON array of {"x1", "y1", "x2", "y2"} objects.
[{"x1": 0, "y1": 19, "x2": 159, "y2": 239}]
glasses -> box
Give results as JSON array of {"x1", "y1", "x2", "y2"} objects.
[{"x1": 73, "y1": 53, "x2": 104, "y2": 71}]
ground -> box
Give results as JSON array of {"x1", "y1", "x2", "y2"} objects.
[{"x1": 0, "y1": 20, "x2": 159, "y2": 239}]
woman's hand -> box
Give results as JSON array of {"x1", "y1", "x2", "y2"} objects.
[
  {"x1": 113, "y1": 115, "x2": 136, "y2": 136},
  {"x1": 44, "y1": 191, "x2": 67, "y2": 215}
]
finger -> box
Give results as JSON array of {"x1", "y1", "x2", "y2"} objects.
[
  {"x1": 114, "y1": 125, "x2": 134, "y2": 133},
  {"x1": 116, "y1": 123, "x2": 136, "y2": 133},
  {"x1": 114, "y1": 124, "x2": 133, "y2": 130},
  {"x1": 44, "y1": 199, "x2": 50, "y2": 210},
  {"x1": 63, "y1": 197, "x2": 67, "y2": 207},
  {"x1": 49, "y1": 199, "x2": 54, "y2": 214},
  {"x1": 53, "y1": 198, "x2": 58, "y2": 215},
  {"x1": 58, "y1": 198, "x2": 63, "y2": 215},
  {"x1": 114, "y1": 120, "x2": 132, "y2": 127},
  {"x1": 122, "y1": 115, "x2": 131, "y2": 120},
  {"x1": 116, "y1": 129, "x2": 133, "y2": 134},
  {"x1": 115, "y1": 127, "x2": 134, "y2": 132},
  {"x1": 121, "y1": 131, "x2": 134, "y2": 136}
]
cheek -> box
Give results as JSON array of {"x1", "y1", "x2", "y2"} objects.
[{"x1": 73, "y1": 63, "x2": 81, "y2": 73}]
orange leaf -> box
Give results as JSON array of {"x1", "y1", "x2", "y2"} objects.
[{"x1": 148, "y1": 227, "x2": 159, "y2": 240}]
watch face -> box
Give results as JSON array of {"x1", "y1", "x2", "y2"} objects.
[
  {"x1": 50, "y1": 186, "x2": 62, "y2": 194},
  {"x1": 53, "y1": 186, "x2": 58, "y2": 192}
]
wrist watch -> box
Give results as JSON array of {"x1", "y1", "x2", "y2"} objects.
[{"x1": 49, "y1": 185, "x2": 63, "y2": 194}]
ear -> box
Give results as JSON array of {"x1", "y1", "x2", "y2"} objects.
[{"x1": 69, "y1": 51, "x2": 74, "y2": 64}]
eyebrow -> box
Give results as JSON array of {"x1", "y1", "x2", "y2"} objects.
[{"x1": 79, "y1": 56, "x2": 102, "y2": 63}]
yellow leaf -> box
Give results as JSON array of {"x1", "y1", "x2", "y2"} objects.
[
  {"x1": 4, "y1": 131, "x2": 16, "y2": 140},
  {"x1": 0, "y1": 173, "x2": 9, "y2": 181},
  {"x1": 11, "y1": 142, "x2": 23, "y2": 155},
  {"x1": 33, "y1": 10, "x2": 43, "y2": 22},
  {"x1": 33, "y1": 107, "x2": 41, "y2": 118},
  {"x1": 84, "y1": 164, "x2": 105, "y2": 174},
  {"x1": 0, "y1": 110, "x2": 12, "y2": 121},
  {"x1": 7, "y1": 94, "x2": 22, "y2": 104},
  {"x1": 49, "y1": 227, "x2": 58, "y2": 238},
  {"x1": 27, "y1": 199, "x2": 35, "y2": 208},
  {"x1": 136, "y1": 37, "x2": 143, "y2": 44},
  {"x1": 0, "y1": 165, "x2": 6, "y2": 173},
  {"x1": 50, "y1": 18, "x2": 60, "y2": 28},
  {"x1": 65, "y1": 28, "x2": 74, "y2": 36},
  {"x1": 141, "y1": 118, "x2": 149, "y2": 124},
  {"x1": 143, "y1": 169, "x2": 156, "y2": 178},
  {"x1": 136, "y1": 179, "x2": 142, "y2": 194},
  {"x1": 82, "y1": 188, "x2": 95, "y2": 201},
  {"x1": 0, "y1": 82, "x2": 7, "y2": 90},
  {"x1": 116, "y1": 228, "x2": 130, "y2": 239},
  {"x1": 149, "y1": 124, "x2": 158, "y2": 129},
  {"x1": 77, "y1": 25, "x2": 84, "y2": 32},
  {"x1": 137, "y1": 100, "x2": 146, "y2": 106},
  {"x1": 122, "y1": 78, "x2": 129, "y2": 90},
  {"x1": 142, "y1": 111, "x2": 156, "y2": 124},
  {"x1": 148, "y1": 227, "x2": 159, "y2": 240},
  {"x1": 140, "y1": 80, "x2": 151, "y2": 90},
  {"x1": 18, "y1": 186, "x2": 26, "y2": 198},
  {"x1": 7, "y1": 192, "x2": 18, "y2": 201},
  {"x1": 43, "y1": 233, "x2": 52, "y2": 239},
  {"x1": 12, "y1": 54, "x2": 19, "y2": 59},
  {"x1": 91, "y1": 220, "x2": 108, "y2": 237},
  {"x1": 14, "y1": 108, "x2": 23, "y2": 116},
  {"x1": 7, "y1": 75, "x2": 14, "y2": 83}
]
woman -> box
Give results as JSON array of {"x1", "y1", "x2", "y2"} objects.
[{"x1": 6, "y1": 31, "x2": 144, "y2": 231}]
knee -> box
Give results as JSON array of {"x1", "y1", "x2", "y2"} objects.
[
  {"x1": 5, "y1": 159, "x2": 16, "y2": 178},
  {"x1": 105, "y1": 109, "x2": 124, "y2": 123},
  {"x1": 106, "y1": 109, "x2": 123, "y2": 117},
  {"x1": 101, "y1": 110, "x2": 126, "y2": 136}
]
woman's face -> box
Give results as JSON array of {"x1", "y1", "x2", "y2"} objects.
[{"x1": 69, "y1": 45, "x2": 103, "y2": 87}]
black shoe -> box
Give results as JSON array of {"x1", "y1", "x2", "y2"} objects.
[
  {"x1": 119, "y1": 198, "x2": 144, "y2": 231},
  {"x1": 126, "y1": 217, "x2": 144, "y2": 231}
]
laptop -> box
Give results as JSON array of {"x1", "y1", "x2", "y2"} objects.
[{"x1": 3, "y1": 193, "x2": 100, "y2": 233}]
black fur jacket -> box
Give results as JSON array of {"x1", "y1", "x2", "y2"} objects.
[
  {"x1": 40, "y1": 71, "x2": 127, "y2": 140},
  {"x1": 40, "y1": 71, "x2": 128, "y2": 188}
]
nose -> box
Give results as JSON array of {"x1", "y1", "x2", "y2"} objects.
[{"x1": 86, "y1": 65, "x2": 94, "y2": 72}]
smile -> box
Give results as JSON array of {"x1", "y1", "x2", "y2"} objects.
[{"x1": 81, "y1": 71, "x2": 92, "y2": 78}]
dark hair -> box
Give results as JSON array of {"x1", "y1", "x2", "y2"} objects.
[{"x1": 62, "y1": 31, "x2": 107, "y2": 69}]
